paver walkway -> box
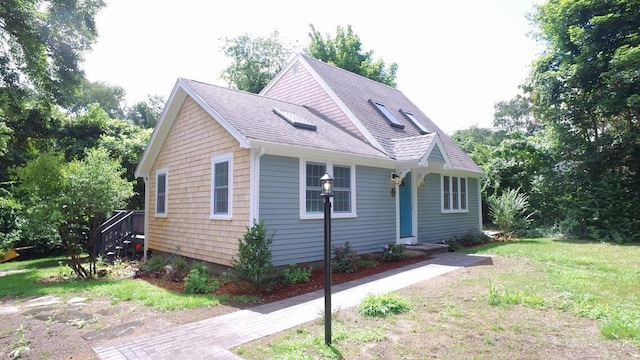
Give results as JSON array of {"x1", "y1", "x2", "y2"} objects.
[{"x1": 93, "y1": 252, "x2": 492, "y2": 359}]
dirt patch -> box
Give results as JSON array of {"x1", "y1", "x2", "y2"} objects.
[
  {"x1": 0, "y1": 253, "x2": 430, "y2": 359},
  {"x1": 236, "y1": 256, "x2": 640, "y2": 360}
]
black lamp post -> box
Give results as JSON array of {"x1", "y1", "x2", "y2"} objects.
[{"x1": 320, "y1": 172, "x2": 334, "y2": 346}]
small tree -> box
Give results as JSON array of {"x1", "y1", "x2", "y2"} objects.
[
  {"x1": 487, "y1": 188, "x2": 533, "y2": 240},
  {"x1": 16, "y1": 149, "x2": 133, "y2": 278},
  {"x1": 230, "y1": 220, "x2": 274, "y2": 288}
]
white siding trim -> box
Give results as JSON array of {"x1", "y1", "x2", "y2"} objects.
[
  {"x1": 441, "y1": 174, "x2": 469, "y2": 214},
  {"x1": 155, "y1": 168, "x2": 168, "y2": 217},
  {"x1": 478, "y1": 177, "x2": 483, "y2": 230},
  {"x1": 249, "y1": 146, "x2": 265, "y2": 225},
  {"x1": 210, "y1": 153, "x2": 233, "y2": 220}
]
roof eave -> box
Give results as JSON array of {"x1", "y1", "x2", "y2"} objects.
[{"x1": 135, "y1": 79, "x2": 250, "y2": 178}]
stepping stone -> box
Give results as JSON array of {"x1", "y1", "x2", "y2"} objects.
[{"x1": 82, "y1": 320, "x2": 144, "y2": 341}]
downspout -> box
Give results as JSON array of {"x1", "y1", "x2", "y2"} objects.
[
  {"x1": 143, "y1": 176, "x2": 149, "y2": 262},
  {"x1": 250, "y1": 146, "x2": 266, "y2": 225}
]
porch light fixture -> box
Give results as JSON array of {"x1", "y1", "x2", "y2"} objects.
[
  {"x1": 391, "y1": 173, "x2": 401, "y2": 186},
  {"x1": 319, "y1": 172, "x2": 334, "y2": 345}
]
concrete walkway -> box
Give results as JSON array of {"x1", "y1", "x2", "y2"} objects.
[{"x1": 93, "y1": 252, "x2": 492, "y2": 360}]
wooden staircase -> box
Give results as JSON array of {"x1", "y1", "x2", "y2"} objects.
[{"x1": 95, "y1": 210, "x2": 145, "y2": 261}]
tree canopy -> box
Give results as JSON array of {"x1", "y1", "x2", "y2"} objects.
[
  {"x1": 220, "y1": 31, "x2": 293, "y2": 93},
  {"x1": 0, "y1": 0, "x2": 105, "y2": 106},
  {"x1": 528, "y1": 0, "x2": 640, "y2": 241},
  {"x1": 307, "y1": 25, "x2": 398, "y2": 87}
]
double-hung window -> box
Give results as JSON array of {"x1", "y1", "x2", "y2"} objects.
[
  {"x1": 442, "y1": 175, "x2": 468, "y2": 212},
  {"x1": 301, "y1": 160, "x2": 356, "y2": 219},
  {"x1": 211, "y1": 153, "x2": 233, "y2": 219},
  {"x1": 155, "y1": 168, "x2": 168, "y2": 216}
]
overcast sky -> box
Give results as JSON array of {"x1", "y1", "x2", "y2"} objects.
[{"x1": 82, "y1": 0, "x2": 543, "y2": 134}]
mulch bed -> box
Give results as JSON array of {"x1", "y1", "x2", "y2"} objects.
[{"x1": 137, "y1": 254, "x2": 431, "y2": 305}]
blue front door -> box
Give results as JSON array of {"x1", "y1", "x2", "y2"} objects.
[{"x1": 399, "y1": 172, "x2": 412, "y2": 238}]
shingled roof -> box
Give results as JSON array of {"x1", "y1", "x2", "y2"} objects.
[
  {"x1": 137, "y1": 54, "x2": 483, "y2": 178},
  {"x1": 187, "y1": 79, "x2": 392, "y2": 159},
  {"x1": 299, "y1": 54, "x2": 482, "y2": 173}
]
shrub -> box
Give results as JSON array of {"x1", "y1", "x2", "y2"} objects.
[
  {"x1": 381, "y1": 243, "x2": 406, "y2": 262},
  {"x1": 357, "y1": 258, "x2": 379, "y2": 268},
  {"x1": 184, "y1": 266, "x2": 218, "y2": 294},
  {"x1": 169, "y1": 255, "x2": 188, "y2": 275},
  {"x1": 230, "y1": 220, "x2": 274, "y2": 288},
  {"x1": 487, "y1": 188, "x2": 533, "y2": 240},
  {"x1": 358, "y1": 292, "x2": 411, "y2": 317},
  {"x1": 445, "y1": 231, "x2": 491, "y2": 250},
  {"x1": 143, "y1": 254, "x2": 166, "y2": 272},
  {"x1": 283, "y1": 263, "x2": 313, "y2": 284},
  {"x1": 332, "y1": 241, "x2": 359, "y2": 273}
]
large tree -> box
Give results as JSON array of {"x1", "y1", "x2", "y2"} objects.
[
  {"x1": 0, "y1": 0, "x2": 105, "y2": 183},
  {"x1": 528, "y1": 0, "x2": 640, "y2": 241},
  {"x1": 0, "y1": 0, "x2": 105, "y2": 105},
  {"x1": 70, "y1": 80, "x2": 127, "y2": 119},
  {"x1": 125, "y1": 94, "x2": 165, "y2": 128},
  {"x1": 220, "y1": 31, "x2": 292, "y2": 93},
  {"x1": 307, "y1": 24, "x2": 398, "y2": 87}
]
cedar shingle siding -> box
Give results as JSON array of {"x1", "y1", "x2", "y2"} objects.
[{"x1": 148, "y1": 97, "x2": 250, "y2": 266}]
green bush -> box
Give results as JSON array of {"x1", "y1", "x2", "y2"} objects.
[
  {"x1": 487, "y1": 188, "x2": 532, "y2": 240},
  {"x1": 144, "y1": 254, "x2": 166, "y2": 271},
  {"x1": 169, "y1": 255, "x2": 188, "y2": 275},
  {"x1": 230, "y1": 220, "x2": 274, "y2": 288},
  {"x1": 184, "y1": 266, "x2": 218, "y2": 294},
  {"x1": 283, "y1": 263, "x2": 313, "y2": 284},
  {"x1": 381, "y1": 243, "x2": 406, "y2": 262},
  {"x1": 445, "y1": 231, "x2": 491, "y2": 250},
  {"x1": 332, "y1": 241, "x2": 359, "y2": 273},
  {"x1": 358, "y1": 292, "x2": 411, "y2": 318}
]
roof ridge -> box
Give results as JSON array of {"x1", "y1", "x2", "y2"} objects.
[
  {"x1": 389, "y1": 133, "x2": 437, "y2": 142},
  {"x1": 299, "y1": 53, "x2": 401, "y2": 92},
  {"x1": 181, "y1": 78, "x2": 319, "y2": 109}
]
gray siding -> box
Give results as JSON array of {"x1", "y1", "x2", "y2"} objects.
[
  {"x1": 417, "y1": 173, "x2": 481, "y2": 243},
  {"x1": 259, "y1": 155, "x2": 396, "y2": 266},
  {"x1": 428, "y1": 144, "x2": 445, "y2": 163}
]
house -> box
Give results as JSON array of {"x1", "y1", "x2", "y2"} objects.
[{"x1": 134, "y1": 54, "x2": 484, "y2": 268}]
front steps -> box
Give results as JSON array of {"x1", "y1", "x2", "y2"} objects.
[{"x1": 404, "y1": 243, "x2": 451, "y2": 257}]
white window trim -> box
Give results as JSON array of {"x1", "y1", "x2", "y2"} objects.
[
  {"x1": 155, "y1": 168, "x2": 168, "y2": 217},
  {"x1": 210, "y1": 153, "x2": 233, "y2": 220},
  {"x1": 299, "y1": 159, "x2": 357, "y2": 220},
  {"x1": 441, "y1": 175, "x2": 469, "y2": 213}
]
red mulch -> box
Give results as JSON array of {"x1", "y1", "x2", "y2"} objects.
[{"x1": 137, "y1": 254, "x2": 431, "y2": 305}]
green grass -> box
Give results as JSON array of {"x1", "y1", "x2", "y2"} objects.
[
  {"x1": 0, "y1": 257, "x2": 224, "y2": 310},
  {"x1": 357, "y1": 292, "x2": 411, "y2": 318},
  {"x1": 466, "y1": 238, "x2": 640, "y2": 342}
]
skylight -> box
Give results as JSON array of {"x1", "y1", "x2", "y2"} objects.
[
  {"x1": 400, "y1": 109, "x2": 429, "y2": 134},
  {"x1": 273, "y1": 108, "x2": 317, "y2": 130},
  {"x1": 370, "y1": 100, "x2": 404, "y2": 129}
]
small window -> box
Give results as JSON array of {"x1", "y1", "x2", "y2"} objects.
[
  {"x1": 442, "y1": 175, "x2": 468, "y2": 212},
  {"x1": 370, "y1": 100, "x2": 404, "y2": 129},
  {"x1": 155, "y1": 168, "x2": 168, "y2": 216},
  {"x1": 399, "y1": 109, "x2": 429, "y2": 134},
  {"x1": 211, "y1": 153, "x2": 233, "y2": 219}
]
